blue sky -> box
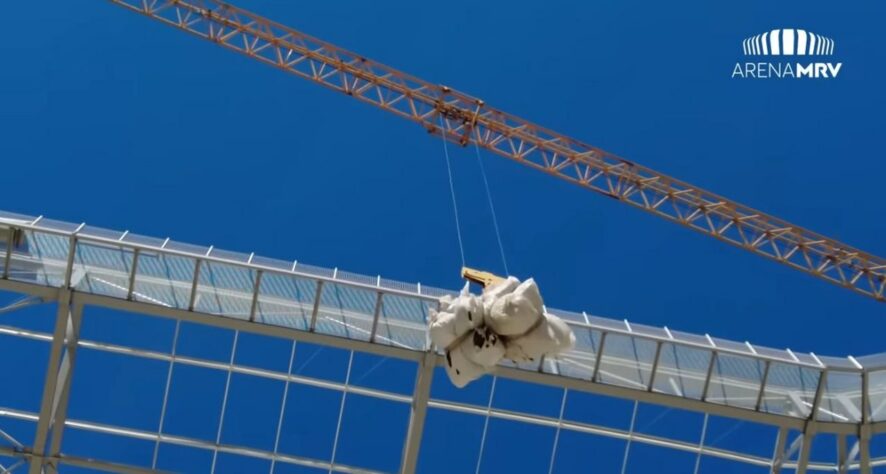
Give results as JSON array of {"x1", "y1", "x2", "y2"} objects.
[{"x1": 0, "y1": 0, "x2": 884, "y2": 472}]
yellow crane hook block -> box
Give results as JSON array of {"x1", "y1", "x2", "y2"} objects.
[{"x1": 460, "y1": 266, "x2": 505, "y2": 289}]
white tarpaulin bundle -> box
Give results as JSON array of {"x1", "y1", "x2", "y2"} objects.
[{"x1": 429, "y1": 277, "x2": 576, "y2": 387}]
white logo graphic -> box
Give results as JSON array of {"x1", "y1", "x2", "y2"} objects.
[
  {"x1": 742, "y1": 29, "x2": 834, "y2": 56},
  {"x1": 732, "y1": 28, "x2": 842, "y2": 79}
]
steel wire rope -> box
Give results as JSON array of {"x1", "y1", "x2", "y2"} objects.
[
  {"x1": 472, "y1": 142, "x2": 510, "y2": 275},
  {"x1": 440, "y1": 115, "x2": 467, "y2": 269}
]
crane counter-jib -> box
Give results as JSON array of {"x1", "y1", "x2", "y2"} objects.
[{"x1": 105, "y1": 0, "x2": 885, "y2": 302}]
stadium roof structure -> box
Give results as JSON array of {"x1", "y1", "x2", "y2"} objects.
[{"x1": 0, "y1": 209, "x2": 883, "y2": 474}]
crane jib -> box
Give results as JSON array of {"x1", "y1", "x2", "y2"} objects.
[{"x1": 106, "y1": 0, "x2": 885, "y2": 302}]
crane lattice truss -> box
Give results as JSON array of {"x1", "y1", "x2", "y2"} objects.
[
  {"x1": 0, "y1": 212, "x2": 883, "y2": 474},
  {"x1": 105, "y1": 0, "x2": 886, "y2": 302}
]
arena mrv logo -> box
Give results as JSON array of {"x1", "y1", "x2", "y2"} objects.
[{"x1": 732, "y1": 28, "x2": 842, "y2": 79}]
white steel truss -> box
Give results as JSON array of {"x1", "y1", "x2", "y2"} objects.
[{"x1": 0, "y1": 210, "x2": 883, "y2": 473}]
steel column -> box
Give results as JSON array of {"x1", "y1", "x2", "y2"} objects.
[
  {"x1": 28, "y1": 289, "x2": 74, "y2": 474},
  {"x1": 369, "y1": 292, "x2": 384, "y2": 342},
  {"x1": 2, "y1": 227, "x2": 14, "y2": 279},
  {"x1": 592, "y1": 333, "x2": 607, "y2": 382},
  {"x1": 400, "y1": 351, "x2": 435, "y2": 474},
  {"x1": 859, "y1": 426, "x2": 872, "y2": 474},
  {"x1": 249, "y1": 270, "x2": 263, "y2": 322},
  {"x1": 701, "y1": 352, "x2": 718, "y2": 401},
  {"x1": 860, "y1": 367, "x2": 872, "y2": 474},
  {"x1": 795, "y1": 429, "x2": 815, "y2": 474},
  {"x1": 309, "y1": 281, "x2": 324, "y2": 331},
  {"x1": 837, "y1": 433, "x2": 848, "y2": 474},
  {"x1": 45, "y1": 300, "x2": 86, "y2": 470},
  {"x1": 647, "y1": 341, "x2": 663, "y2": 391},
  {"x1": 770, "y1": 427, "x2": 790, "y2": 474},
  {"x1": 795, "y1": 371, "x2": 828, "y2": 474},
  {"x1": 755, "y1": 360, "x2": 772, "y2": 412},
  {"x1": 126, "y1": 249, "x2": 140, "y2": 301},
  {"x1": 188, "y1": 259, "x2": 202, "y2": 311}
]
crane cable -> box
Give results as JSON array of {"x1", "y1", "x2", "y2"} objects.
[
  {"x1": 473, "y1": 142, "x2": 510, "y2": 276},
  {"x1": 440, "y1": 115, "x2": 467, "y2": 269},
  {"x1": 440, "y1": 116, "x2": 511, "y2": 276}
]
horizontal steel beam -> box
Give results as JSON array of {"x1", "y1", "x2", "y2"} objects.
[
  {"x1": 0, "y1": 446, "x2": 162, "y2": 474},
  {"x1": 0, "y1": 277, "x2": 880, "y2": 437},
  {"x1": 0, "y1": 406, "x2": 385, "y2": 474}
]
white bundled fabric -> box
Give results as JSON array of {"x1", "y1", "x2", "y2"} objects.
[
  {"x1": 503, "y1": 316, "x2": 574, "y2": 363},
  {"x1": 430, "y1": 284, "x2": 491, "y2": 387},
  {"x1": 428, "y1": 277, "x2": 575, "y2": 388},
  {"x1": 484, "y1": 277, "x2": 544, "y2": 336},
  {"x1": 443, "y1": 343, "x2": 485, "y2": 387},
  {"x1": 461, "y1": 326, "x2": 506, "y2": 367},
  {"x1": 428, "y1": 287, "x2": 482, "y2": 349}
]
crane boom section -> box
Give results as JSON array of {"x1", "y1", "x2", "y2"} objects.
[{"x1": 108, "y1": 0, "x2": 885, "y2": 302}]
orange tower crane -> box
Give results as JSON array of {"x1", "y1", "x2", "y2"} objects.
[{"x1": 107, "y1": 0, "x2": 885, "y2": 302}]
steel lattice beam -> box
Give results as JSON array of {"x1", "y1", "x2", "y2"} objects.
[
  {"x1": 105, "y1": 0, "x2": 886, "y2": 302},
  {"x1": 0, "y1": 274, "x2": 882, "y2": 472},
  {"x1": 0, "y1": 209, "x2": 883, "y2": 472}
]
